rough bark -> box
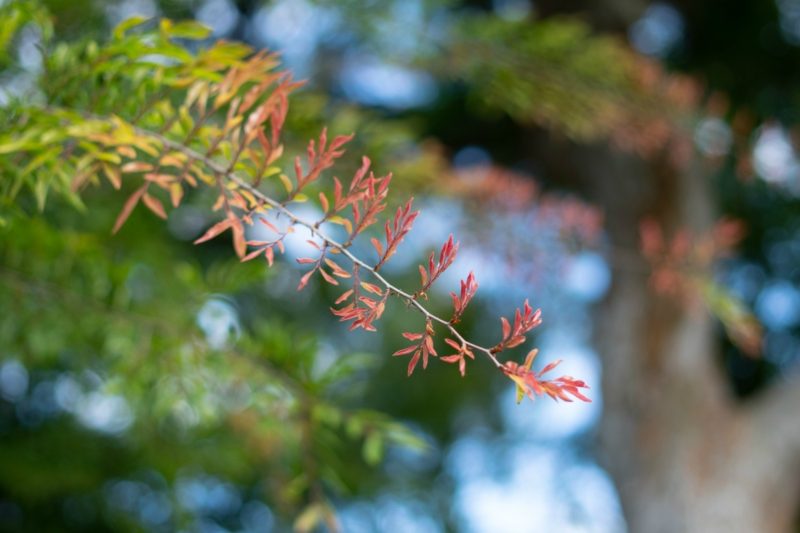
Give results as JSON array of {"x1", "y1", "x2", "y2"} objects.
[{"x1": 535, "y1": 136, "x2": 800, "y2": 532}]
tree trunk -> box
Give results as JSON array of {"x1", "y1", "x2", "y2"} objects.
[{"x1": 540, "y1": 138, "x2": 800, "y2": 532}]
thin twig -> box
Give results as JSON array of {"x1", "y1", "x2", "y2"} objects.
[{"x1": 137, "y1": 126, "x2": 505, "y2": 370}]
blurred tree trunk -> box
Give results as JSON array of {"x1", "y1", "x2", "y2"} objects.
[{"x1": 544, "y1": 140, "x2": 800, "y2": 532}]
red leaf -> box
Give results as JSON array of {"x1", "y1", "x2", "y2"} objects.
[
  {"x1": 501, "y1": 317, "x2": 511, "y2": 341},
  {"x1": 330, "y1": 133, "x2": 354, "y2": 151},
  {"x1": 505, "y1": 336, "x2": 525, "y2": 349}
]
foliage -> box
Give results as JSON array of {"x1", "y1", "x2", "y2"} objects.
[
  {"x1": 0, "y1": 2, "x2": 593, "y2": 529},
  {"x1": 640, "y1": 217, "x2": 762, "y2": 356},
  {"x1": 447, "y1": 14, "x2": 699, "y2": 158},
  {"x1": 1, "y1": 7, "x2": 589, "y2": 402}
]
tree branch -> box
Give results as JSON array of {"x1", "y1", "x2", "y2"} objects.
[{"x1": 138, "y1": 125, "x2": 505, "y2": 370}]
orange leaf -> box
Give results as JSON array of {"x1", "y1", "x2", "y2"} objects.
[
  {"x1": 335, "y1": 289, "x2": 354, "y2": 304},
  {"x1": 371, "y1": 237, "x2": 383, "y2": 257},
  {"x1": 523, "y1": 349, "x2": 538, "y2": 371},
  {"x1": 195, "y1": 218, "x2": 234, "y2": 244},
  {"x1": 360, "y1": 282, "x2": 383, "y2": 296},
  {"x1": 319, "y1": 268, "x2": 339, "y2": 286},
  {"x1": 142, "y1": 193, "x2": 167, "y2": 219},
  {"x1": 169, "y1": 183, "x2": 183, "y2": 207},
  {"x1": 121, "y1": 162, "x2": 153, "y2": 173},
  {"x1": 232, "y1": 220, "x2": 246, "y2": 258},
  {"x1": 102, "y1": 164, "x2": 122, "y2": 189},
  {"x1": 112, "y1": 185, "x2": 147, "y2": 234},
  {"x1": 324, "y1": 258, "x2": 351, "y2": 278}
]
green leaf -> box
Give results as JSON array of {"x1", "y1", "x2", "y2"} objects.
[
  {"x1": 33, "y1": 175, "x2": 48, "y2": 211},
  {"x1": 312, "y1": 404, "x2": 342, "y2": 427},
  {"x1": 113, "y1": 15, "x2": 149, "y2": 40},
  {"x1": 385, "y1": 423, "x2": 429, "y2": 452},
  {"x1": 362, "y1": 432, "x2": 384, "y2": 466},
  {"x1": 346, "y1": 416, "x2": 363, "y2": 439},
  {"x1": 294, "y1": 502, "x2": 325, "y2": 533},
  {"x1": 166, "y1": 21, "x2": 212, "y2": 40}
]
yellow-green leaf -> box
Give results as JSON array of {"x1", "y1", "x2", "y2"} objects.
[{"x1": 113, "y1": 15, "x2": 149, "y2": 39}]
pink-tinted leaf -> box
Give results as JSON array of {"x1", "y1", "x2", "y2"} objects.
[
  {"x1": 501, "y1": 317, "x2": 511, "y2": 341},
  {"x1": 538, "y1": 359, "x2": 562, "y2": 376},
  {"x1": 297, "y1": 269, "x2": 315, "y2": 291},
  {"x1": 335, "y1": 289, "x2": 354, "y2": 304},
  {"x1": 393, "y1": 345, "x2": 418, "y2": 356},
  {"x1": 259, "y1": 217, "x2": 280, "y2": 233},
  {"x1": 242, "y1": 247, "x2": 264, "y2": 262},
  {"x1": 444, "y1": 338, "x2": 461, "y2": 350},
  {"x1": 407, "y1": 351, "x2": 421, "y2": 376}
]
